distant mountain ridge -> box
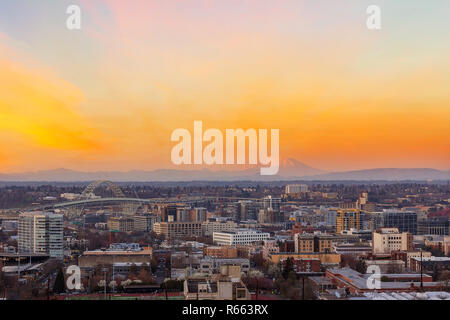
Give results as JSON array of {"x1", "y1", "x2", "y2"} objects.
[
  {"x1": 279, "y1": 158, "x2": 326, "y2": 177},
  {"x1": 0, "y1": 163, "x2": 449, "y2": 182},
  {"x1": 303, "y1": 168, "x2": 450, "y2": 181}
]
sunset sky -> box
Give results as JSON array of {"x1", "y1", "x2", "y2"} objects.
[{"x1": 0, "y1": 0, "x2": 449, "y2": 173}]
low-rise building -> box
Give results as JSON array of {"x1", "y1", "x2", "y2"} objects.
[
  {"x1": 333, "y1": 243, "x2": 372, "y2": 257},
  {"x1": 132, "y1": 214, "x2": 160, "y2": 232},
  {"x1": 108, "y1": 217, "x2": 134, "y2": 233},
  {"x1": 199, "y1": 257, "x2": 250, "y2": 274},
  {"x1": 153, "y1": 221, "x2": 203, "y2": 239},
  {"x1": 410, "y1": 256, "x2": 450, "y2": 272},
  {"x1": 78, "y1": 248, "x2": 153, "y2": 269},
  {"x1": 326, "y1": 267, "x2": 442, "y2": 295},
  {"x1": 213, "y1": 229, "x2": 270, "y2": 246},
  {"x1": 202, "y1": 220, "x2": 238, "y2": 236},
  {"x1": 391, "y1": 250, "x2": 432, "y2": 269},
  {"x1": 262, "y1": 240, "x2": 280, "y2": 260},
  {"x1": 184, "y1": 265, "x2": 250, "y2": 300},
  {"x1": 294, "y1": 233, "x2": 333, "y2": 253},
  {"x1": 425, "y1": 236, "x2": 450, "y2": 256},
  {"x1": 269, "y1": 252, "x2": 341, "y2": 266},
  {"x1": 372, "y1": 228, "x2": 413, "y2": 254},
  {"x1": 203, "y1": 246, "x2": 238, "y2": 258},
  {"x1": 365, "y1": 259, "x2": 406, "y2": 273},
  {"x1": 281, "y1": 258, "x2": 321, "y2": 272}
]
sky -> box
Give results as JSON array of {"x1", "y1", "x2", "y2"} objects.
[{"x1": 0, "y1": 0, "x2": 449, "y2": 173}]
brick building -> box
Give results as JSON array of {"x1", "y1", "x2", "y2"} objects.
[
  {"x1": 203, "y1": 246, "x2": 238, "y2": 258},
  {"x1": 282, "y1": 258, "x2": 321, "y2": 272}
]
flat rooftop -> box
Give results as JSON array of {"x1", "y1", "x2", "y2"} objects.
[{"x1": 82, "y1": 250, "x2": 152, "y2": 256}]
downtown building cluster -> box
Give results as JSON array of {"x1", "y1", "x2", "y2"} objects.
[{"x1": 0, "y1": 182, "x2": 449, "y2": 300}]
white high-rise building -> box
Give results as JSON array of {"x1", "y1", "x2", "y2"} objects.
[
  {"x1": 18, "y1": 212, "x2": 64, "y2": 259},
  {"x1": 285, "y1": 184, "x2": 308, "y2": 194}
]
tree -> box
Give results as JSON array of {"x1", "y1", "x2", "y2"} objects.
[
  {"x1": 0, "y1": 260, "x2": 5, "y2": 297},
  {"x1": 282, "y1": 258, "x2": 294, "y2": 280},
  {"x1": 438, "y1": 270, "x2": 450, "y2": 291},
  {"x1": 355, "y1": 259, "x2": 367, "y2": 274},
  {"x1": 243, "y1": 276, "x2": 273, "y2": 292},
  {"x1": 128, "y1": 263, "x2": 138, "y2": 279},
  {"x1": 252, "y1": 252, "x2": 265, "y2": 268},
  {"x1": 275, "y1": 271, "x2": 300, "y2": 300},
  {"x1": 137, "y1": 267, "x2": 153, "y2": 284},
  {"x1": 432, "y1": 264, "x2": 440, "y2": 281},
  {"x1": 161, "y1": 280, "x2": 184, "y2": 291},
  {"x1": 141, "y1": 262, "x2": 151, "y2": 274},
  {"x1": 386, "y1": 263, "x2": 402, "y2": 274},
  {"x1": 42, "y1": 259, "x2": 61, "y2": 277},
  {"x1": 264, "y1": 262, "x2": 280, "y2": 279},
  {"x1": 340, "y1": 254, "x2": 357, "y2": 269},
  {"x1": 300, "y1": 277, "x2": 315, "y2": 300},
  {"x1": 53, "y1": 268, "x2": 66, "y2": 294},
  {"x1": 150, "y1": 256, "x2": 158, "y2": 273},
  {"x1": 0, "y1": 230, "x2": 8, "y2": 242}
]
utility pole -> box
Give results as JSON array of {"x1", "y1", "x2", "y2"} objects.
[
  {"x1": 255, "y1": 278, "x2": 259, "y2": 300},
  {"x1": 420, "y1": 251, "x2": 424, "y2": 292},
  {"x1": 47, "y1": 274, "x2": 51, "y2": 300},
  {"x1": 103, "y1": 268, "x2": 107, "y2": 300},
  {"x1": 302, "y1": 276, "x2": 305, "y2": 300},
  {"x1": 17, "y1": 256, "x2": 20, "y2": 283},
  {"x1": 112, "y1": 256, "x2": 115, "y2": 293}
]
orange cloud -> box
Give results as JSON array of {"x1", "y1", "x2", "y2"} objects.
[
  {"x1": 1, "y1": 2, "x2": 449, "y2": 172},
  {"x1": 0, "y1": 41, "x2": 106, "y2": 172}
]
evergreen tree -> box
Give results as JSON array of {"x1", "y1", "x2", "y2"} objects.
[
  {"x1": 356, "y1": 259, "x2": 367, "y2": 274},
  {"x1": 53, "y1": 268, "x2": 66, "y2": 294},
  {"x1": 282, "y1": 258, "x2": 294, "y2": 280}
]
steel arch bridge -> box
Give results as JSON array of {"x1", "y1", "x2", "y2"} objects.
[
  {"x1": 81, "y1": 180, "x2": 125, "y2": 198},
  {"x1": 67, "y1": 180, "x2": 141, "y2": 216}
]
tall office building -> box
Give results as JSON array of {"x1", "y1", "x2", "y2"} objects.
[
  {"x1": 176, "y1": 207, "x2": 191, "y2": 222},
  {"x1": 132, "y1": 214, "x2": 160, "y2": 232},
  {"x1": 336, "y1": 209, "x2": 361, "y2": 233},
  {"x1": 325, "y1": 210, "x2": 338, "y2": 228},
  {"x1": 285, "y1": 184, "x2": 308, "y2": 194},
  {"x1": 191, "y1": 207, "x2": 207, "y2": 222},
  {"x1": 238, "y1": 200, "x2": 261, "y2": 221},
  {"x1": 108, "y1": 216, "x2": 134, "y2": 232},
  {"x1": 18, "y1": 212, "x2": 63, "y2": 259},
  {"x1": 418, "y1": 217, "x2": 449, "y2": 235},
  {"x1": 159, "y1": 204, "x2": 178, "y2": 222},
  {"x1": 358, "y1": 192, "x2": 368, "y2": 205},
  {"x1": 263, "y1": 196, "x2": 281, "y2": 212},
  {"x1": 382, "y1": 209, "x2": 418, "y2": 235}
]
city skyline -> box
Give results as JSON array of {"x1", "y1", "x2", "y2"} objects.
[{"x1": 1, "y1": 0, "x2": 450, "y2": 174}]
